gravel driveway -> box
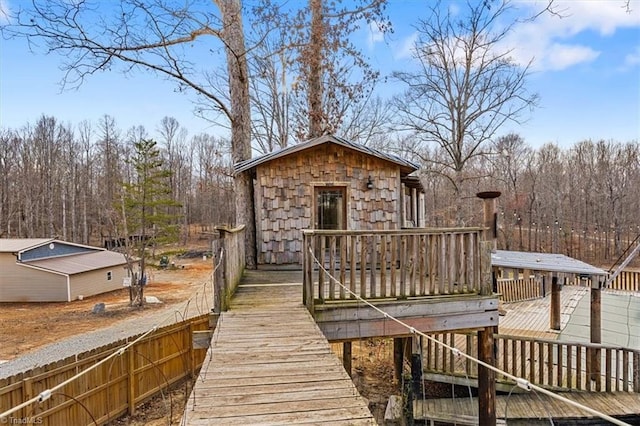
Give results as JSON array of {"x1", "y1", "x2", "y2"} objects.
[{"x1": 0, "y1": 295, "x2": 214, "y2": 380}]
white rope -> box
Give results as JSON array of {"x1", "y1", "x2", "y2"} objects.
[{"x1": 308, "y1": 248, "x2": 631, "y2": 426}]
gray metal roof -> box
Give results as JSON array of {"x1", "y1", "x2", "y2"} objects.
[
  {"x1": 0, "y1": 238, "x2": 54, "y2": 252},
  {"x1": 491, "y1": 250, "x2": 607, "y2": 277},
  {"x1": 234, "y1": 134, "x2": 420, "y2": 175},
  {"x1": 21, "y1": 250, "x2": 127, "y2": 275}
]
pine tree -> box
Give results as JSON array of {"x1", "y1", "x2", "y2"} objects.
[{"x1": 122, "y1": 138, "x2": 181, "y2": 306}]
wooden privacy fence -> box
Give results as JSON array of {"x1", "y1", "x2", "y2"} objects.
[
  {"x1": 212, "y1": 225, "x2": 246, "y2": 312},
  {"x1": 0, "y1": 314, "x2": 211, "y2": 426},
  {"x1": 422, "y1": 332, "x2": 640, "y2": 393},
  {"x1": 303, "y1": 228, "x2": 491, "y2": 310}
]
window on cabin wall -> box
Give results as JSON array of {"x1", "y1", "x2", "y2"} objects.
[{"x1": 107, "y1": 271, "x2": 112, "y2": 281}]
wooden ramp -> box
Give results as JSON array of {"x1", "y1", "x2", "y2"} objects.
[
  {"x1": 414, "y1": 392, "x2": 640, "y2": 425},
  {"x1": 183, "y1": 270, "x2": 375, "y2": 425}
]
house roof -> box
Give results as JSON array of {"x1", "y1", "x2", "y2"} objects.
[
  {"x1": 21, "y1": 250, "x2": 128, "y2": 275},
  {"x1": 0, "y1": 238, "x2": 55, "y2": 252},
  {"x1": 491, "y1": 250, "x2": 607, "y2": 277},
  {"x1": 234, "y1": 134, "x2": 420, "y2": 175}
]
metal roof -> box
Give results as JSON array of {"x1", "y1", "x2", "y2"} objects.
[
  {"x1": 234, "y1": 134, "x2": 420, "y2": 175},
  {"x1": 0, "y1": 238, "x2": 54, "y2": 252},
  {"x1": 21, "y1": 250, "x2": 127, "y2": 275},
  {"x1": 491, "y1": 250, "x2": 607, "y2": 277}
]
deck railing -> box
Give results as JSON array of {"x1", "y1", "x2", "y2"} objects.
[
  {"x1": 302, "y1": 228, "x2": 491, "y2": 312},
  {"x1": 605, "y1": 270, "x2": 640, "y2": 292},
  {"x1": 212, "y1": 225, "x2": 246, "y2": 312},
  {"x1": 423, "y1": 332, "x2": 640, "y2": 393},
  {"x1": 496, "y1": 277, "x2": 543, "y2": 302}
]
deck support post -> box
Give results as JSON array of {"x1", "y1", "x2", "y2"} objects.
[
  {"x1": 394, "y1": 337, "x2": 404, "y2": 382},
  {"x1": 550, "y1": 274, "x2": 561, "y2": 330},
  {"x1": 343, "y1": 341, "x2": 352, "y2": 377},
  {"x1": 590, "y1": 277, "x2": 602, "y2": 389},
  {"x1": 411, "y1": 336, "x2": 422, "y2": 398},
  {"x1": 478, "y1": 326, "x2": 496, "y2": 426}
]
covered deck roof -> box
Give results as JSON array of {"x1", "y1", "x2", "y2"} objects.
[{"x1": 491, "y1": 250, "x2": 607, "y2": 278}]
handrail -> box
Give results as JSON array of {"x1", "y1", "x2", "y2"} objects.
[
  {"x1": 303, "y1": 228, "x2": 491, "y2": 313},
  {"x1": 422, "y1": 331, "x2": 640, "y2": 393}
]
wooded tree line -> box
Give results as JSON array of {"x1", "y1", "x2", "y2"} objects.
[
  {"x1": 0, "y1": 115, "x2": 235, "y2": 245},
  {"x1": 420, "y1": 134, "x2": 640, "y2": 267},
  {"x1": 1, "y1": 112, "x2": 637, "y2": 267}
]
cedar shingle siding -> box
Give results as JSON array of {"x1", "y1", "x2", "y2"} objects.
[{"x1": 255, "y1": 143, "x2": 403, "y2": 264}]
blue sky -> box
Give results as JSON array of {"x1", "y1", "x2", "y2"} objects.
[{"x1": 1, "y1": 0, "x2": 639, "y2": 148}]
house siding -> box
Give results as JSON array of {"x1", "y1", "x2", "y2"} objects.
[
  {"x1": 0, "y1": 253, "x2": 68, "y2": 302},
  {"x1": 20, "y1": 242, "x2": 96, "y2": 261},
  {"x1": 255, "y1": 143, "x2": 402, "y2": 264},
  {"x1": 69, "y1": 266, "x2": 128, "y2": 300}
]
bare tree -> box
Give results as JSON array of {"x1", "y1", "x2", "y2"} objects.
[
  {"x1": 491, "y1": 133, "x2": 530, "y2": 249},
  {"x1": 2, "y1": 0, "x2": 256, "y2": 267},
  {"x1": 392, "y1": 0, "x2": 538, "y2": 224}
]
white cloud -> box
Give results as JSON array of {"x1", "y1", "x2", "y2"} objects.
[
  {"x1": 504, "y1": 0, "x2": 640, "y2": 72},
  {"x1": 394, "y1": 32, "x2": 418, "y2": 60},
  {"x1": 367, "y1": 20, "x2": 385, "y2": 50},
  {"x1": 543, "y1": 43, "x2": 601, "y2": 70},
  {"x1": 623, "y1": 45, "x2": 640, "y2": 69}
]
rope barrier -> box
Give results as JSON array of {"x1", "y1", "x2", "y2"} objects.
[{"x1": 308, "y1": 248, "x2": 631, "y2": 426}]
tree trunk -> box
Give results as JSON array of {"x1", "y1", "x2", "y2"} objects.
[
  {"x1": 218, "y1": 0, "x2": 256, "y2": 269},
  {"x1": 308, "y1": 0, "x2": 324, "y2": 138}
]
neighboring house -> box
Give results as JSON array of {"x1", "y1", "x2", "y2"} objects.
[
  {"x1": 235, "y1": 134, "x2": 425, "y2": 265},
  {"x1": 0, "y1": 238, "x2": 129, "y2": 302}
]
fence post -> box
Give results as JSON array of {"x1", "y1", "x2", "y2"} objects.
[{"x1": 127, "y1": 346, "x2": 136, "y2": 415}]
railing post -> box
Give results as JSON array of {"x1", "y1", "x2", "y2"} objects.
[
  {"x1": 480, "y1": 241, "x2": 493, "y2": 296},
  {"x1": 303, "y1": 232, "x2": 314, "y2": 314},
  {"x1": 212, "y1": 238, "x2": 224, "y2": 313}
]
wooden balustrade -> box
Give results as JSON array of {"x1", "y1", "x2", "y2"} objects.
[
  {"x1": 496, "y1": 278, "x2": 543, "y2": 302},
  {"x1": 422, "y1": 332, "x2": 640, "y2": 393},
  {"x1": 212, "y1": 225, "x2": 246, "y2": 313},
  {"x1": 302, "y1": 228, "x2": 489, "y2": 311},
  {"x1": 606, "y1": 270, "x2": 640, "y2": 292}
]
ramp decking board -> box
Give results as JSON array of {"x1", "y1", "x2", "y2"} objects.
[{"x1": 183, "y1": 270, "x2": 375, "y2": 425}]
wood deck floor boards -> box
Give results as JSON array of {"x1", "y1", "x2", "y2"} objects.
[
  {"x1": 183, "y1": 270, "x2": 374, "y2": 425},
  {"x1": 499, "y1": 287, "x2": 589, "y2": 339},
  {"x1": 415, "y1": 392, "x2": 640, "y2": 422}
]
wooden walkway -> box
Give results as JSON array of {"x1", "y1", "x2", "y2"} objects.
[
  {"x1": 414, "y1": 392, "x2": 640, "y2": 424},
  {"x1": 182, "y1": 270, "x2": 375, "y2": 425}
]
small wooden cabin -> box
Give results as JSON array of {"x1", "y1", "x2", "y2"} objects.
[{"x1": 235, "y1": 135, "x2": 425, "y2": 265}]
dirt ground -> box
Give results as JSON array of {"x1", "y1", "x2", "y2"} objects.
[{"x1": 0, "y1": 253, "x2": 214, "y2": 362}]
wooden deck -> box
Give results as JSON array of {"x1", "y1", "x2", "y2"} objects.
[
  {"x1": 499, "y1": 286, "x2": 589, "y2": 339},
  {"x1": 182, "y1": 270, "x2": 375, "y2": 425},
  {"x1": 414, "y1": 392, "x2": 640, "y2": 425}
]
